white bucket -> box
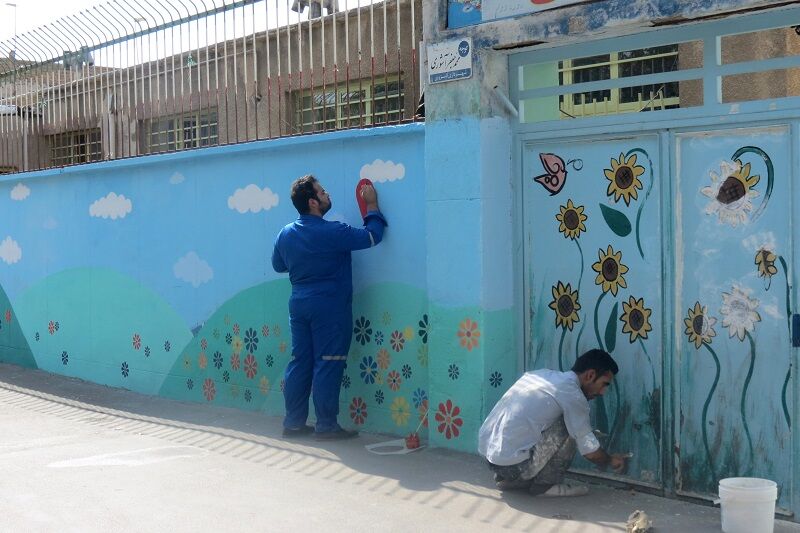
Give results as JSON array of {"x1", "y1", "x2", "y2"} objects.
[{"x1": 718, "y1": 477, "x2": 777, "y2": 533}]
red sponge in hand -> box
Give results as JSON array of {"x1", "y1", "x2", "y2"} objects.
[{"x1": 355, "y1": 178, "x2": 373, "y2": 218}]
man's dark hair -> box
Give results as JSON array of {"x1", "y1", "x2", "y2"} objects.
[
  {"x1": 291, "y1": 174, "x2": 318, "y2": 214},
  {"x1": 571, "y1": 349, "x2": 619, "y2": 376}
]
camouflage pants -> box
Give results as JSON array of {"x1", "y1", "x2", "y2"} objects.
[{"x1": 488, "y1": 417, "x2": 577, "y2": 492}]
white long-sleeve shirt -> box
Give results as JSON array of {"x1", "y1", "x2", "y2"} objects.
[{"x1": 478, "y1": 369, "x2": 601, "y2": 466}]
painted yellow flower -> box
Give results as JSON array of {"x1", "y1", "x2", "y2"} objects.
[
  {"x1": 198, "y1": 352, "x2": 208, "y2": 370},
  {"x1": 701, "y1": 160, "x2": 760, "y2": 227},
  {"x1": 417, "y1": 344, "x2": 429, "y2": 367},
  {"x1": 231, "y1": 336, "x2": 243, "y2": 355},
  {"x1": 684, "y1": 302, "x2": 717, "y2": 349},
  {"x1": 259, "y1": 375, "x2": 270, "y2": 394},
  {"x1": 457, "y1": 318, "x2": 480, "y2": 351},
  {"x1": 391, "y1": 396, "x2": 411, "y2": 426},
  {"x1": 279, "y1": 341, "x2": 287, "y2": 353},
  {"x1": 604, "y1": 152, "x2": 645, "y2": 206},
  {"x1": 755, "y1": 248, "x2": 777, "y2": 278},
  {"x1": 377, "y1": 348, "x2": 391, "y2": 369},
  {"x1": 182, "y1": 355, "x2": 192, "y2": 371},
  {"x1": 548, "y1": 281, "x2": 581, "y2": 331},
  {"x1": 403, "y1": 326, "x2": 414, "y2": 340},
  {"x1": 620, "y1": 296, "x2": 652, "y2": 342},
  {"x1": 375, "y1": 371, "x2": 384, "y2": 385},
  {"x1": 592, "y1": 245, "x2": 629, "y2": 296},
  {"x1": 555, "y1": 199, "x2": 588, "y2": 240}
]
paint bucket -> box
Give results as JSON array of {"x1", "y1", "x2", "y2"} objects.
[{"x1": 718, "y1": 477, "x2": 777, "y2": 533}]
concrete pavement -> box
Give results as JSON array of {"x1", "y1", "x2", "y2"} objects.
[{"x1": 0, "y1": 363, "x2": 797, "y2": 532}]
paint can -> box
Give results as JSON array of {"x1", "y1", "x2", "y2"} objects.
[{"x1": 717, "y1": 477, "x2": 777, "y2": 533}]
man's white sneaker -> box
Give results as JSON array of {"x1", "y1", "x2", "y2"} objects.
[{"x1": 540, "y1": 483, "x2": 589, "y2": 497}]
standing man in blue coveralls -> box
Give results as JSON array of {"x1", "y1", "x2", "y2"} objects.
[{"x1": 272, "y1": 174, "x2": 387, "y2": 440}]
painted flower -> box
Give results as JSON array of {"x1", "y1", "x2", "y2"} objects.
[
  {"x1": 35, "y1": 332, "x2": 39, "y2": 341},
  {"x1": 259, "y1": 375, "x2": 270, "y2": 394},
  {"x1": 621, "y1": 296, "x2": 653, "y2": 342},
  {"x1": 273, "y1": 324, "x2": 281, "y2": 337},
  {"x1": 489, "y1": 371, "x2": 503, "y2": 388},
  {"x1": 605, "y1": 152, "x2": 645, "y2": 206},
  {"x1": 132, "y1": 333, "x2": 141, "y2": 350},
  {"x1": 375, "y1": 390, "x2": 385, "y2": 405},
  {"x1": 435, "y1": 399, "x2": 463, "y2": 439},
  {"x1": 198, "y1": 352, "x2": 208, "y2": 370},
  {"x1": 755, "y1": 248, "x2": 778, "y2": 279},
  {"x1": 412, "y1": 388, "x2": 428, "y2": 409},
  {"x1": 164, "y1": 340, "x2": 171, "y2": 352},
  {"x1": 244, "y1": 353, "x2": 258, "y2": 379},
  {"x1": 244, "y1": 328, "x2": 259, "y2": 352},
  {"x1": 231, "y1": 353, "x2": 241, "y2": 371},
  {"x1": 279, "y1": 341, "x2": 287, "y2": 353},
  {"x1": 701, "y1": 159, "x2": 760, "y2": 227},
  {"x1": 4, "y1": 309, "x2": 10, "y2": 322},
  {"x1": 418, "y1": 314, "x2": 429, "y2": 344},
  {"x1": 244, "y1": 389, "x2": 252, "y2": 403},
  {"x1": 375, "y1": 331, "x2": 384, "y2": 346},
  {"x1": 230, "y1": 385, "x2": 240, "y2": 399},
  {"x1": 377, "y1": 348, "x2": 391, "y2": 370},
  {"x1": 448, "y1": 364, "x2": 460, "y2": 380},
  {"x1": 224, "y1": 314, "x2": 231, "y2": 325},
  {"x1": 390, "y1": 330, "x2": 405, "y2": 352},
  {"x1": 54, "y1": 322, "x2": 60, "y2": 331},
  {"x1": 381, "y1": 312, "x2": 391, "y2": 325},
  {"x1": 457, "y1": 318, "x2": 480, "y2": 351},
  {"x1": 375, "y1": 371, "x2": 384, "y2": 385},
  {"x1": 417, "y1": 345, "x2": 429, "y2": 367},
  {"x1": 213, "y1": 351, "x2": 223, "y2": 369},
  {"x1": 548, "y1": 281, "x2": 581, "y2": 331},
  {"x1": 231, "y1": 336, "x2": 243, "y2": 355},
  {"x1": 203, "y1": 379, "x2": 216, "y2": 401},
  {"x1": 233, "y1": 323, "x2": 240, "y2": 336},
  {"x1": 350, "y1": 397, "x2": 368, "y2": 425},
  {"x1": 61, "y1": 351, "x2": 68, "y2": 365},
  {"x1": 183, "y1": 356, "x2": 192, "y2": 371},
  {"x1": 387, "y1": 370, "x2": 402, "y2": 391},
  {"x1": 341, "y1": 374, "x2": 351, "y2": 389},
  {"x1": 401, "y1": 364, "x2": 412, "y2": 380},
  {"x1": 418, "y1": 399, "x2": 429, "y2": 428},
  {"x1": 360, "y1": 356, "x2": 378, "y2": 384},
  {"x1": 556, "y1": 199, "x2": 588, "y2": 239},
  {"x1": 225, "y1": 333, "x2": 233, "y2": 345},
  {"x1": 684, "y1": 302, "x2": 717, "y2": 349},
  {"x1": 48, "y1": 321, "x2": 55, "y2": 335},
  {"x1": 354, "y1": 317, "x2": 373, "y2": 345},
  {"x1": 121, "y1": 361, "x2": 129, "y2": 377},
  {"x1": 391, "y1": 396, "x2": 411, "y2": 426},
  {"x1": 262, "y1": 325, "x2": 270, "y2": 337},
  {"x1": 144, "y1": 346, "x2": 150, "y2": 358},
  {"x1": 200, "y1": 338, "x2": 208, "y2": 351},
  {"x1": 592, "y1": 245, "x2": 628, "y2": 296},
  {"x1": 265, "y1": 354, "x2": 274, "y2": 367},
  {"x1": 222, "y1": 371, "x2": 230, "y2": 383},
  {"x1": 186, "y1": 378, "x2": 193, "y2": 390},
  {"x1": 721, "y1": 285, "x2": 761, "y2": 341},
  {"x1": 213, "y1": 328, "x2": 221, "y2": 340}
]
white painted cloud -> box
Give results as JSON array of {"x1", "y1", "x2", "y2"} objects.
[
  {"x1": 227, "y1": 184, "x2": 279, "y2": 214},
  {"x1": 173, "y1": 251, "x2": 213, "y2": 288},
  {"x1": 42, "y1": 216, "x2": 58, "y2": 230},
  {"x1": 89, "y1": 192, "x2": 132, "y2": 220},
  {"x1": 742, "y1": 231, "x2": 777, "y2": 254},
  {"x1": 10, "y1": 183, "x2": 30, "y2": 201},
  {"x1": 169, "y1": 172, "x2": 185, "y2": 185},
  {"x1": 0, "y1": 237, "x2": 22, "y2": 264},
  {"x1": 360, "y1": 159, "x2": 405, "y2": 183}
]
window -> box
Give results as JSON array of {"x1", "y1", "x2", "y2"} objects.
[
  {"x1": 559, "y1": 45, "x2": 680, "y2": 118},
  {"x1": 50, "y1": 130, "x2": 102, "y2": 166},
  {"x1": 295, "y1": 77, "x2": 405, "y2": 133},
  {"x1": 145, "y1": 110, "x2": 218, "y2": 154}
]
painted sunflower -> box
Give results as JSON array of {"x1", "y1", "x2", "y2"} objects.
[
  {"x1": 604, "y1": 152, "x2": 645, "y2": 206},
  {"x1": 592, "y1": 245, "x2": 629, "y2": 296},
  {"x1": 620, "y1": 296, "x2": 652, "y2": 342},
  {"x1": 555, "y1": 199, "x2": 588, "y2": 240},
  {"x1": 548, "y1": 281, "x2": 581, "y2": 331},
  {"x1": 684, "y1": 302, "x2": 717, "y2": 349},
  {"x1": 754, "y1": 248, "x2": 778, "y2": 279},
  {"x1": 701, "y1": 160, "x2": 760, "y2": 227}
]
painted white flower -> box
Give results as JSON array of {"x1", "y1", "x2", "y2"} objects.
[
  {"x1": 701, "y1": 160, "x2": 760, "y2": 227},
  {"x1": 720, "y1": 285, "x2": 761, "y2": 341}
]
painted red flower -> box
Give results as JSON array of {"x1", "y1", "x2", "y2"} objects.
[
  {"x1": 48, "y1": 321, "x2": 55, "y2": 335},
  {"x1": 390, "y1": 330, "x2": 405, "y2": 352},
  {"x1": 231, "y1": 352, "x2": 241, "y2": 371},
  {"x1": 350, "y1": 397, "x2": 367, "y2": 425},
  {"x1": 132, "y1": 333, "x2": 141, "y2": 350},
  {"x1": 457, "y1": 319, "x2": 480, "y2": 351},
  {"x1": 435, "y1": 399, "x2": 463, "y2": 439},
  {"x1": 244, "y1": 353, "x2": 258, "y2": 379},
  {"x1": 262, "y1": 325, "x2": 270, "y2": 337},
  {"x1": 233, "y1": 323, "x2": 240, "y2": 336},
  {"x1": 387, "y1": 370, "x2": 402, "y2": 391},
  {"x1": 203, "y1": 378, "x2": 216, "y2": 401},
  {"x1": 4, "y1": 309, "x2": 10, "y2": 323},
  {"x1": 200, "y1": 338, "x2": 208, "y2": 351}
]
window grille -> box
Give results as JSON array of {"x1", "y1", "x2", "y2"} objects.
[
  {"x1": 145, "y1": 110, "x2": 219, "y2": 154},
  {"x1": 50, "y1": 130, "x2": 102, "y2": 166},
  {"x1": 294, "y1": 77, "x2": 406, "y2": 133}
]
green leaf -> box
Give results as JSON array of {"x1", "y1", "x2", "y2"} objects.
[
  {"x1": 604, "y1": 302, "x2": 619, "y2": 353},
  {"x1": 599, "y1": 204, "x2": 632, "y2": 237}
]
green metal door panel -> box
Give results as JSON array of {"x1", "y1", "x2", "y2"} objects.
[
  {"x1": 523, "y1": 135, "x2": 663, "y2": 486},
  {"x1": 675, "y1": 126, "x2": 793, "y2": 509}
]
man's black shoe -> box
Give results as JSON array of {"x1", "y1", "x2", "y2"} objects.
[
  {"x1": 282, "y1": 425, "x2": 315, "y2": 438},
  {"x1": 314, "y1": 428, "x2": 359, "y2": 440}
]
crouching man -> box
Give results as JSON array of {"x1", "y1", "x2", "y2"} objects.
[{"x1": 478, "y1": 349, "x2": 629, "y2": 497}]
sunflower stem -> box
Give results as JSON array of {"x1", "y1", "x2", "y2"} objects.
[
  {"x1": 779, "y1": 256, "x2": 791, "y2": 331},
  {"x1": 741, "y1": 331, "x2": 756, "y2": 470},
  {"x1": 782, "y1": 364, "x2": 792, "y2": 429},
  {"x1": 593, "y1": 291, "x2": 608, "y2": 351},
  {"x1": 575, "y1": 320, "x2": 586, "y2": 362},
  {"x1": 639, "y1": 338, "x2": 657, "y2": 393},
  {"x1": 558, "y1": 327, "x2": 568, "y2": 372},
  {"x1": 575, "y1": 238, "x2": 584, "y2": 295},
  {"x1": 627, "y1": 147, "x2": 654, "y2": 261},
  {"x1": 701, "y1": 343, "x2": 721, "y2": 485},
  {"x1": 731, "y1": 146, "x2": 774, "y2": 223}
]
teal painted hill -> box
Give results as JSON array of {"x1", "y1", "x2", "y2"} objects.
[
  {"x1": 0, "y1": 281, "x2": 36, "y2": 368},
  {"x1": 14, "y1": 268, "x2": 192, "y2": 394}
]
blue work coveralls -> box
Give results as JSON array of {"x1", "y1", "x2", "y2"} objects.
[{"x1": 271, "y1": 211, "x2": 387, "y2": 432}]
